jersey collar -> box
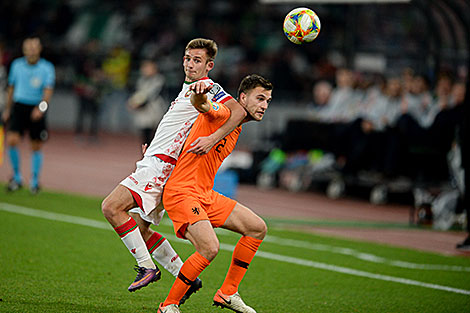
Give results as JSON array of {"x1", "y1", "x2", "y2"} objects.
[{"x1": 184, "y1": 77, "x2": 210, "y2": 85}]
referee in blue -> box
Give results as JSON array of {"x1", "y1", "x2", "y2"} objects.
[{"x1": 2, "y1": 37, "x2": 55, "y2": 194}]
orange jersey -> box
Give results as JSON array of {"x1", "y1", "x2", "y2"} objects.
[{"x1": 165, "y1": 101, "x2": 242, "y2": 198}]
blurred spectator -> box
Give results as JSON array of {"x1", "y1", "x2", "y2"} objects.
[
  {"x1": 400, "y1": 74, "x2": 433, "y2": 127},
  {"x1": 127, "y1": 59, "x2": 165, "y2": 145},
  {"x1": 73, "y1": 40, "x2": 104, "y2": 142},
  {"x1": 307, "y1": 80, "x2": 332, "y2": 114},
  {"x1": 101, "y1": 45, "x2": 131, "y2": 132},
  {"x1": 315, "y1": 68, "x2": 358, "y2": 123},
  {"x1": 338, "y1": 76, "x2": 403, "y2": 175},
  {"x1": 102, "y1": 46, "x2": 131, "y2": 90},
  {"x1": 395, "y1": 74, "x2": 463, "y2": 182},
  {"x1": 401, "y1": 67, "x2": 415, "y2": 94}
]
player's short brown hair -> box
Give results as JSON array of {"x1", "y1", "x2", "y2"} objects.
[
  {"x1": 185, "y1": 38, "x2": 218, "y2": 62},
  {"x1": 238, "y1": 74, "x2": 273, "y2": 97}
]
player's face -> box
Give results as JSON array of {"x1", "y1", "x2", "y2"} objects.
[
  {"x1": 23, "y1": 38, "x2": 42, "y2": 64},
  {"x1": 240, "y1": 87, "x2": 272, "y2": 121},
  {"x1": 183, "y1": 49, "x2": 214, "y2": 82}
]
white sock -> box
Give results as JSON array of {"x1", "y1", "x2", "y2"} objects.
[
  {"x1": 114, "y1": 217, "x2": 156, "y2": 269},
  {"x1": 146, "y1": 232, "x2": 183, "y2": 277}
]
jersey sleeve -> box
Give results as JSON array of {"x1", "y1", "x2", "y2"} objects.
[
  {"x1": 203, "y1": 101, "x2": 230, "y2": 123},
  {"x1": 7, "y1": 60, "x2": 18, "y2": 86},
  {"x1": 207, "y1": 83, "x2": 233, "y2": 104},
  {"x1": 44, "y1": 62, "x2": 56, "y2": 88}
]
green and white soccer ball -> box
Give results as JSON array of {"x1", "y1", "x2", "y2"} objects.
[{"x1": 283, "y1": 7, "x2": 321, "y2": 45}]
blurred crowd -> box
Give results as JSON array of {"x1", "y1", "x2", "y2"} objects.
[
  {"x1": 273, "y1": 67, "x2": 464, "y2": 191},
  {"x1": 1, "y1": 0, "x2": 444, "y2": 101},
  {"x1": 0, "y1": 0, "x2": 466, "y2": 157}
]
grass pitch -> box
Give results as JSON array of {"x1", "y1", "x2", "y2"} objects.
[{"x1": 0, "y1": 187, "x2": 469, "y2": 312}]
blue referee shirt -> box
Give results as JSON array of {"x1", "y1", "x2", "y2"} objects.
[{"x1": 8, "y1": 57, "x2": 55, "y2": 105}]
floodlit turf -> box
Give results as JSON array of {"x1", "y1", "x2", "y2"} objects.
[{"x1": 1, "y1": 187, "x2": 470, "y2": 312}]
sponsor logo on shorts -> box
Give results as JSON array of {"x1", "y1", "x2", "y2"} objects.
[
  {"x1": 191, "y1": 207, "x2": 200, "y2": 215},
  {"x1": 211, "y1": 101, "x2": 220, "y2": 111},
  {"x1": 130, "y1": 248, "x2": 136, "y2": 254},
  {"x1": 129, "y1": 176, "x2": 138, "y2": 185},
  {"x1": 170, "y1": 255, "x2": 179, "y2": 263}
]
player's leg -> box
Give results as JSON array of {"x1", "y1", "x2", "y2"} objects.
[
  {"x1": 213, "y1": 203, "x2": 266, "y2": 313},
  {"x1": 29, "y1": 139, "x2": 43, "y2": 194},
  {"x1": 159, "y1": 220, "x2": 216, "y2": 310},
  {"x1": 6, "y1": 131, "x2": 22, "y2": 191},
  {"x1": 102, "y1": 185, "x2": 159, "y2": 291},
  {"x1": 28, "y1": 111, "x2": 49, "y2": 193},
  {"x1": 131, "y1": 211, "x2": 203, "y2": 304},
  {"x1": 130, "y1": 212, "x2": 185, "y2": 277}
]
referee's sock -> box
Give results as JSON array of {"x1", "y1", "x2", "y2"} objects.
[
  {"x1": 31, "y1": 151, "x2": 43, "y2": 187},
  {"x1": 8, "y1": 147, "x2": 22, "y2": 183}
]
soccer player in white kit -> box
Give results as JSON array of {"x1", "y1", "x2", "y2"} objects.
[{"x1": 101, "y1": 39, "x2": 246, "y2": 304}]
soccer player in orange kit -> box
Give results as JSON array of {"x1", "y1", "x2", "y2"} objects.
[{"x1": 157, "y1": 74, "x2": 273, "y2": 313}]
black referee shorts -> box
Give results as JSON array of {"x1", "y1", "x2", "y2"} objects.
[{"x1": 8, "y1": 102, "x2": 48, "y2": 141}]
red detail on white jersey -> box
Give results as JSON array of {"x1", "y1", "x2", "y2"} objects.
[
  {"x1": 128, "y1": 176, "x2": 138, "y2": 185},
  {"x1": 171, "y1": 255, "x2": 179, "y2": 263},
  {"x1": 144, "y1": 183, "x2": 152, "y2": 191},
  {"x1": 131, "y1": 248, "x2": 136, "y2": 254},
  {"x1": 143, "y1": 78, "x2": 233, "y2": 161}
]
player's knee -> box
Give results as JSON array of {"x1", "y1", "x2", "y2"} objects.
[
  {"x1": 101, "y1": 195, "x2": 118, "y2": 219},
  {"x1": 6, "y1": 133, "x2": 20, "y2": 146},
  {"x1": 250, "y1": 218, "x2": 267, "y2": 240},
  {"x1": 200, "y1": 241, "x2": 219, "y2": 261},
  {"x1": 206, "y1": 245, "x2": 219, "y2": 261}
]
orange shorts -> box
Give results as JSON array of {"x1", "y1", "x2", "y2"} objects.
[{"x1": 163, "y1": 189, "x2": 237, "y2": 239}]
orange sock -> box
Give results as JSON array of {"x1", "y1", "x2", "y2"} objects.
[
  {"x1": 220, "y1": 236, "x2": 262, "y2": 295},
  {"x1": 163, "y1": 251, "x2": 210, "y2": 306}
]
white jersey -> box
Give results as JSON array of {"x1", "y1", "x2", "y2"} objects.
[{"x1": 144, "y1": 77, "x2": 233, "y2": 160}]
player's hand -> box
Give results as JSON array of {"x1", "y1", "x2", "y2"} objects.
[
  {"x1": 187, "y1": 136, "x2": 216, "y2": 155},
  {"x1": 30, "y1": 107, "x2": 43, "y2": 121},
  {"x1": 188, "y1": 81, "x2": 213, "y2": 95}
]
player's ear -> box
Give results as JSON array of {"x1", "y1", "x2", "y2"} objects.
[
  {"x1": 239, "y1": 92, "x2": 247, "y2": 106},
  {"x1": 206, "y1": 60, "x2": 214, "y2": 72}
]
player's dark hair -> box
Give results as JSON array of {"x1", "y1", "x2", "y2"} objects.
[
  {"x1": 238, "y1": 74, "x2": 273, "y2": 97},
  {"x1": 185, "y1": 38, "x2": 218, "y2": 62}
]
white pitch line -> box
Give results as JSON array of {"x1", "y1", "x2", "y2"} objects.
[
  {"x1": 1, "y1": 203, "x2": 469, "y2": 296},
  {"x1": 197, "y1": 221, "x2": 470, "y2": 272},
  {"x1": 262, "y1": 235, "x2": 470, "y2": 272}
]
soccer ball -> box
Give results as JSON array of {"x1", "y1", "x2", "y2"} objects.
[{"x1": 283, "y1": 7, "x2": 321, "y2": 45}]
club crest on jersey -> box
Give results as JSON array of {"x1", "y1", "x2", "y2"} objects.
[{"x1": 211, "y1": 101, "x2": 220, "y2": 111}]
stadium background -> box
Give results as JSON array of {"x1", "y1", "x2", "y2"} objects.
[
  {"x1": 0, "y1": 0, "x2": 469, "y2": 254},
  {"x1": 0, "y1": 0, "x2": 467, "y2": 142}
]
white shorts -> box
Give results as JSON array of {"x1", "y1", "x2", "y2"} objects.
[{"x1": 120, "y1": 155, "x2": 175, "y2": 225}]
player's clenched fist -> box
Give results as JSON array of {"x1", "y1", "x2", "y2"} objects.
[{"x1": 188, "y1": 81, "x2": 214, "y2": 94}]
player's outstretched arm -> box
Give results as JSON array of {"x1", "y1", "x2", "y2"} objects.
[
  {"x1": 188, "y1": 96, "x2": 246, "y2": 155},
  {"x1": 189, "y1": 81, "x2": 212, "y2": 113}
]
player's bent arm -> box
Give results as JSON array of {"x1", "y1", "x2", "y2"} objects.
[
  {"x1": 190, "y1": 92, "x2": 211, "y2": 113},
  {"x1": 207, "y1": 98, "x2": 246, "y2": 140},
  {"x1": 31, "y1": 87, "x2": 54, "y2": 121},
  {"x1": 42, "y1": 87, "x2": 54, "y2": 103},
  {"x1": 187, "y1": 98, "x2": 246, "y2": 154}
]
